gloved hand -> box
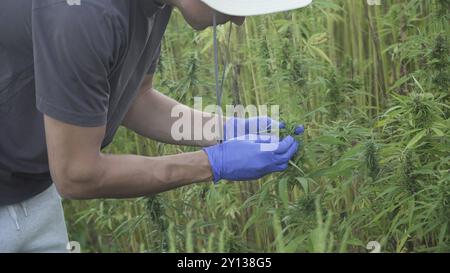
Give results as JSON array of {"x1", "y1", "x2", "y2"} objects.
[
  {"x1": 223, "y1": 117, "x2": 285, "y2": 141},
  {"x1": 203, "y1": 135, "x2": 299, "y2": 183}
]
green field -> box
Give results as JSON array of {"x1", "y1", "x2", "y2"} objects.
[{"x1": 64, "y1": 0, "x2": 449, "y2": 253}]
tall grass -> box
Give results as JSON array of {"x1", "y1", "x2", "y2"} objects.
[{"x1": 63, "y1": 0, "x2": 449, "y2": 253}]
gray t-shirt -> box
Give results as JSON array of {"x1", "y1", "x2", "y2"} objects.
[{"x1": 0, "y1": 0, "x2": 172, "y2": 205}]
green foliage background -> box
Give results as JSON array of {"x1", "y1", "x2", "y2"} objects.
[{"x1": 64, "y1": 0, "x2": 449, "y2": 253}]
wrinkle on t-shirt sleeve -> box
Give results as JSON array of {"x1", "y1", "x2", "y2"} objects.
[{"x1": 147, "y1": 44, "x2": 161, "y2": 75}]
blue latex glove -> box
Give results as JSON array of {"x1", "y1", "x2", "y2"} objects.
[
  {"x1": 203, "y1": 135, "x2": 299, "y2": 183},
  {"x1": 223, "y1": 117, "x2": 286, "y2": 141},
  {"x1": 294, "y1": 125, "x2": 305, "y2": 135}
]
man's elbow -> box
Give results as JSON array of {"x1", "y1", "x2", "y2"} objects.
[
  {"x1": 51, "y1": 164, "x2": 102, "y2": 200},
  {"x1": 55, "y1": 182, "x2": 89, "y2": 200}
]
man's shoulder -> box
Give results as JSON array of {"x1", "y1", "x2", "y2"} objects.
[
  {"x1": 32, "y1": 0, "x2": 128, "y2": 18},
  {"x1": 33, "y1": 0, "x2": 102, "y2": 9},
  {"x1": 32, "y1": 0, "x2": 129, "y2": 33}
]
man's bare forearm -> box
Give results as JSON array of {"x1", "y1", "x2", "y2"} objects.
[
  {"x1": 44, "y1": 114, "x2": 214, "y2": 200},
  {"x1": 123, "y1": 87, "x2": 222, "y2": 147},
  {"x1": 59, "y1": 150, "x2": 212, "y2": 199}
]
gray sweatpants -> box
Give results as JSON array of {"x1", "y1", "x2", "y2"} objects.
[{"x1": 0, "y1": 184, "x2": 69, "y2": 253}]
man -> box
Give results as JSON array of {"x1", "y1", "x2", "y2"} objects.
[{"x1": 0, "y1": 0, "x2": 312, "y2": 252}]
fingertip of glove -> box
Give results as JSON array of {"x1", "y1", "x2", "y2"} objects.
[
  {"x1": 294, "y1": 125, "x2": 305, "y2": 135},
  {"x1": 279, "y1": 163, "x2": 289, "y2": 171},
  {"x1": 283, "y1": 135, "x2": 295, "y2": 143}
]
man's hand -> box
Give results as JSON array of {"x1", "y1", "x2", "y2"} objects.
[
  {"x1": 203, "y1": 135, "x2": 299, "y2": 183},
  {"x1": 223, "y1": 117, "x2": 285, "y2": 141}
]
